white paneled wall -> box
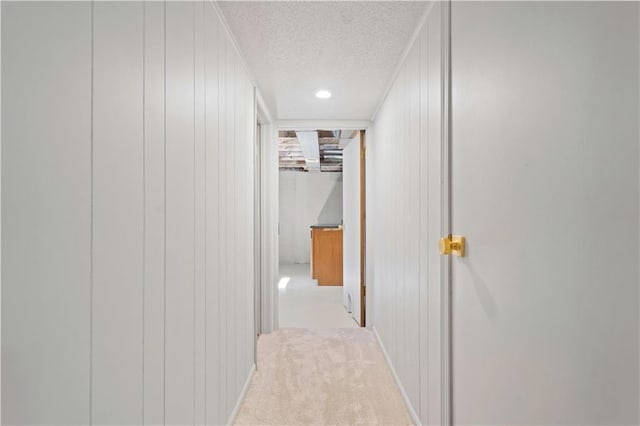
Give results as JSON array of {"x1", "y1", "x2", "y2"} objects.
[
  {"x1": 143, "y1": 2, "x2": 166, "y2": 423},
  {"x1": 2, "y1": 2, "x2": 256, "y2": 424},
  {"x1": 2, "y1": 3, "x2": 93, "y2": 424},
  {"x1": 369, "y1": 3, "x2": 444, "y2": 424},
  {"x1": 92, "y1": 2, "x2": 145, "y2": 423},
  {"x1": 279, "y1": 171, "x2": 343, "y2": 264}
]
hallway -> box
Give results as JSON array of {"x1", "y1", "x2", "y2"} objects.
[
  {"x1": 279, "y1": 264, "x2": 356, "y2": 328},
  {"x1": 2, "y1": 1, "x2": 640, "y2": 424},
  {"x1": 234, "y1": 328, "x2": 411, "y2": 425}
]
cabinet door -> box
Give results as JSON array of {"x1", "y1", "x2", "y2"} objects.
[{"x1": 313, "y1": 229, "x2": 343, "y2": 286}]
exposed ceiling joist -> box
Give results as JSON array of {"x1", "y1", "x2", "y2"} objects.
[
  {"x1": 279, "y1": 129, "x2": 354, "y2": 172},
  {"x1": 296, "y1": 131, "x2": 321, "y2": 172}
]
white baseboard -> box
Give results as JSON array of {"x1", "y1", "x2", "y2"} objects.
[
  {"x1": 226, "y1": 363, "x2": 256, "y2": 425},
  {"x1": 372, "y1": 326, "x2": 422, "y2": 426}
]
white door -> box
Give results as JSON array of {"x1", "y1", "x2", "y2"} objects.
[
  {"x1": 343, "y1": 133, "x2": 362, "y2": 325},
  {"x1": 450, "y1": 2, "x2": 639, "y2": 424}
]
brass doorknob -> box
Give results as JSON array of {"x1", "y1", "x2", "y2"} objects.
[{"x1": 439, "y1": 235, "x2": 465, "y2": 257}]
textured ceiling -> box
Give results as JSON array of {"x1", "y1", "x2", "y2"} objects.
[{"x1": 217, "y1": 1, "x2": 429, "y2": 120}]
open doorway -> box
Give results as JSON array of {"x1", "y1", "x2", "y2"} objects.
[{"x1": 277, "y1": 129, "x2": 365, "y2": 328}]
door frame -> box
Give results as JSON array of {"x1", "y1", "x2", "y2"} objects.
[
  {"x1": 254, "y1": 89, "x2": 278, "y2": 343},
  {"x1": 441, "y1": 0, "x2": 453, "y2": 422},
  {"x1": 359, "y1": 131, "x2": 366, "y2": 327},
  {"x1": 254, "y1": 119, "x2": 262, "y2": 338},
  {"x1": 272, "y1": 120, "x2": 371, "y2": 330}
]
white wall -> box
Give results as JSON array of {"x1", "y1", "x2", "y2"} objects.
[
  {"x1": 279, "y1": 171, "x2": 343, "y2": 265},
  {"x1": 2, "y1": 2, "x2": 256, "y2": 424},
  {"x1": 342, "y1": 136, "x2": 361, "y2": 323},
  {"x1": 369, "y1": 2, "x2": 444, "y2": 424}
]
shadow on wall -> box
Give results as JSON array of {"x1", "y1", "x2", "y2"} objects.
[{"x1": 317, "y1": 174, "x2": 343, "y2": 225}]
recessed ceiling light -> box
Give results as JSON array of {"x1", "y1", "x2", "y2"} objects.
[{"x1": 315, "y1": 90, "x2": 332, "y2": 99}]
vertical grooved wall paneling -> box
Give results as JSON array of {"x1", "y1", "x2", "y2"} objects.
[
  {"x1": 92, "y1": 2, "x2": 144, "y2": 424},
  {"x1": 193, "y1": 2, "x2": 207, "y2": 424},
  {"x1": 370, "y1": 3, "x2": 443, "y2": 424},
  {"x1": 233, "y1": 51, "x2": 242, "y2": 407},
  {"x1": 2, "y1": 2, "x2": 92, "y2": 424},
  {"x1": 217, "y1": 24, "x2": 229, "y2": 424},
  {"x1": 204, "y1": 4, "x2": 221, "y2": 423},
  {"x1": 225, "y1": 35, "x2": 236, "y2": 416},
  {"x1": 165, "y1": 2, "x2": 195, "y2": 422},
  {"x1": 143, "y1": 0, "x2": 166, "y2": 424},
  {"x1": 1, "y1": 1, "x2": 257, "y2": 424}
]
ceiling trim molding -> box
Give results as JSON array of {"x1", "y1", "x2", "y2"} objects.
[
  {"x1": 277, "y1": 120, "x2": 371, "y2": 131},
  {"x1": 208, "y1": 0, "x2": 275, "y2": 121},
  {"x1": 369, "y1": 0, "x2": 437, "y2": 122}
]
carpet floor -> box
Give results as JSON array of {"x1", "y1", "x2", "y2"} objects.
[{"x1": 234, "y1": 328, "x2": 413, "y2": 425}]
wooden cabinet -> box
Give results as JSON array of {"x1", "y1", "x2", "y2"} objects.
[{"x1": 311, "y1": 226, "x2": 343, "y2": 286}]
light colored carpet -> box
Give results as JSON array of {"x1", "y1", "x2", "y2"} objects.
[{"x1": 234, "y1": 328, "x2": 413, "y2": 425}]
